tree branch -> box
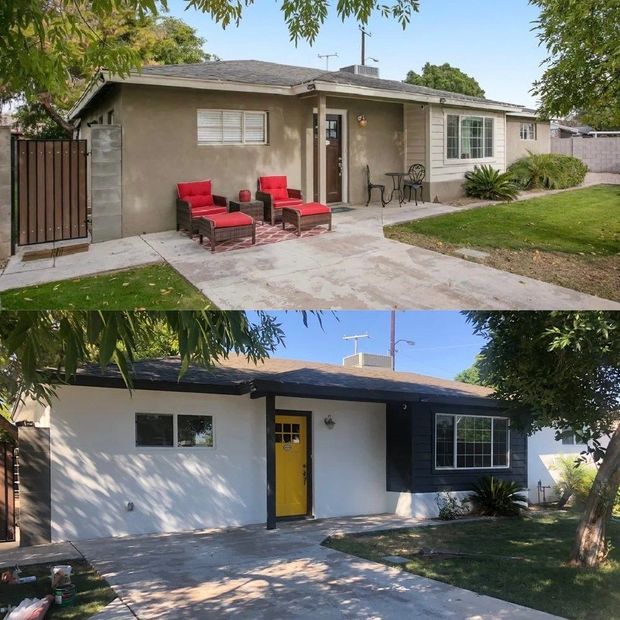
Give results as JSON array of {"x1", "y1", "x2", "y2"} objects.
[{"x1": 36, "y1": 94, "x2": 74, "y2": 136}]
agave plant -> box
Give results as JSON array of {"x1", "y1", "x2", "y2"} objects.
[
  {"x1": 469, "y1": 476, "x2": 527, "y2": 516},
  {"x1": 464, "y1": 165, "x2": 520, "y2": 201}
]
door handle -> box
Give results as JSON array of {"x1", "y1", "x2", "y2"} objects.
[{"x1": 302, "y1": 464, "x2": 307, "y2": 485}]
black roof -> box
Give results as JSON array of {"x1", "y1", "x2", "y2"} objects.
[
  {"x1": 138, "y1": 59, "x2": 521, "y2": 109},
  {"x1": 69, "y1": 356, "x2": 498, "y2": 407}
]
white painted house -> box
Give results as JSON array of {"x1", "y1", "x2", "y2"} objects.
[{"x1": 15, "y1": 356, "x2": 528, "y2": 545}]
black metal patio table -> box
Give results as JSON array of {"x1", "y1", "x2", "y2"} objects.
[{"x1": 384, "y1": 172, "x2": 408, "y2": 206}]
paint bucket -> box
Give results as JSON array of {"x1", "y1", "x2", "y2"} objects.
[{"x1": 54, "y1": 583, "x2": 76, "y2": 607}]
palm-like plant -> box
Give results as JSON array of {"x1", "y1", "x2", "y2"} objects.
[
  {"x1": 469, "y1": 476, "x2": 527, "y2": 516},
  {"x1": 464, "y1": 165, "x2": 520, "y2": 201},
  {"x1": 508, "y1": 152, "x2": 588, "y2": 190}
]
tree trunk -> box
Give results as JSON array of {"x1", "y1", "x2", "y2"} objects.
[
  {"x1": 569, "y1": 424, "x2": 620, "y2": 567},
  {"x1": 37, "y1": 94, "x2": 74, "y2": 137}
]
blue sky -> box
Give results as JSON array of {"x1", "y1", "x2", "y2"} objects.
[
  {"x1": 248, "y1": 311, "x2": 485, "y2": 380},
  {"x1": 167, "y1": 0, "x2": 545, "y2": 106}
]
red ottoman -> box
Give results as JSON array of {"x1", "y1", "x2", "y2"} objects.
[
  {"x1": 198, "y1": 212, "x2": 256, "y2": 252},
  {"x1": 281, "y1": 202, "x2": 332, "y2": 236}
]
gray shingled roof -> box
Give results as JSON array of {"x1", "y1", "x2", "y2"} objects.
[
  {"x1": 138, "y1": 59, "x2": 520, "y2": 109},
  {"x1": 72, "y1": 355, "x2": 494, "y2": 402}
]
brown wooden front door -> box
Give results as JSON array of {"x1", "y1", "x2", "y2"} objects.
[{"x1": 313, "y1": 114, "x2": 343, "y2": 203}]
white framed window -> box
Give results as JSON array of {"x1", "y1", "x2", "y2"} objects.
[
  {"x1": 197, "y1": 109, "x2": 267, "y2": 145},
  {"x1": 446, "y1": 114, "x2": 494, "y2": 160},
  {"x1": 520, "y1": 122, "x2": 537, "y2": 140},
  {"x1": 435, "y1": 413, "x2": 510, "y2": 469},
  {"x1": 135, "y1": 413, "x2": 215, "y2": 448}
]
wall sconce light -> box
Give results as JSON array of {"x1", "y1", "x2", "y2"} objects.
[
  {"x1": 439, "y1": 97, "x2": 447, "y2": 105},
  {"x1": 356, "y1": 114, "x2": 368, "y2": 128},
  {"x1": 324, "y1": 415, "x2": 336, "y2": 430},
  {"x1": 401, "y1": 402, "x2": 409, "y2": 412}
]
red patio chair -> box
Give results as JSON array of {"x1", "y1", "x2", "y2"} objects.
[
  {"x1": 256, "y1": 176, "x2": 303, "y2": 225},
  {"x1": 176, "y1": 180, "x2": 228, "y2": 234}
]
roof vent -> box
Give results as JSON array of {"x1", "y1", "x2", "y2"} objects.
[
  {"x1": 343, "y1": 352, "x2": 392, "y2": 369},
  {"x1": 339, "y1": 64, "x2": 379, "y2": 78}
]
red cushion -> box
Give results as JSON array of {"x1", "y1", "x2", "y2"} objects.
[
  {"x1": 191, "y1": 206, "x2": 227, "y2": 217},
  {"x1": 177, "y1": 180, "x2": 212, "y2": 199},
  {"x1": 273, "y1": 198, "x2": 304, "y2": 209},
  {"x1": 259, "y1": 176, "x2": 288, "y2": 201},
  {"x1": 186, "y1": 195, "x2": 215, "y2": 209},
  {"x1": 286, "y1": 202, "x2": 331, "y2": 216},
  {"x1": 203, "y1": 212, "x2": 253, "y2": 229}
]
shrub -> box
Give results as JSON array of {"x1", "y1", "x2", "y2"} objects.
[
  {"x1": 464, "y1": 165, "x2": 520, "y2": 201},
  {"x1": 469, "y1": 476, "x2": 527, "y2": 516},
  {"x1": 508, "y1": 152, "x2": 588, "y2": 190},
  {"x1": 435, "y1": 492, "x2": 466, "y2": 520}
]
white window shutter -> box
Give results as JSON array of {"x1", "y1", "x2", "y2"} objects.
[
  {"x1": 244, "y1": 112, "x2": 266, "y2": 143},
  {"x1": 222, "y1": 111, "x2": 243, "y2": 143},
  {"x1": 197, "y1": 110, "x2": 222, "y2": 144}
]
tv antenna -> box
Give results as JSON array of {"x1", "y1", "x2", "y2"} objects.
[
  {"x1": 360, "y1": 26, "x2": 372, "y2": 65},
  {"x1": 318, "y1": 52, "x2": 338, "y2": 70},
  {"x1": 343, "y1": 334, "x2": 369, "y2": 354}
]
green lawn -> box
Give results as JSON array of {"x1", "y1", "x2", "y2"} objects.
[
  {"x1": 385, "y1": 185, "x2": 620, "y2": 300},
  {"x1": 0, "y1": 559, "x2": 116, "y2": 619},
  {"x1": 324, "y1": 513, "x2": 620, "y2": 620},
  {"x1": 390, "y1": 185, "x2": 619, "y2": 254},
  {"x1": 0, "y1": 264, "x2": 212, "y2": 309}
]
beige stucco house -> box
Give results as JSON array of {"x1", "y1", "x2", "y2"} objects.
[{"x1": 70, "y1": 60, "x2": 550, "y2": 239}]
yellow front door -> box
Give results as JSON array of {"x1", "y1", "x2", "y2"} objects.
[{"x1": 275, "y1": 414, "x2": 309, "y2": 517}]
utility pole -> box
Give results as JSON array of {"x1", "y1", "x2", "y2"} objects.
[
  {"x1": 360, "y1": 27, "x2": 371, "y2": 65},
  {"x1": 318, "y1": 52, "x2": 338, "y2": 70},
  {"x1": 389, "y1": 310, "x2": 415, "y2": 371}
]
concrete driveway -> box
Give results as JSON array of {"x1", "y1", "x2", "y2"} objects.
[
  {"x1": 142, "y1": 204, "x2": 619, "y2": 310},
  {"x1": 75, "y1": 515, "x2": 561, "y2": 619}
]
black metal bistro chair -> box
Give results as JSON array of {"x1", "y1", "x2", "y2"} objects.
[
  {"x1": 403, "y1": 164, "x2": 425, "y2": 206},
  {"x1": 366, "y1": 165, "x2": 386, "y2": 207}
]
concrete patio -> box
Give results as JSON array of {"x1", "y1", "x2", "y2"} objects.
[
  {"x1": 68, "y1": 515, "x2": 562, "y2": 619},
  {"x1": 1, "y1": 183, "x2": 618, "y2": 309}
]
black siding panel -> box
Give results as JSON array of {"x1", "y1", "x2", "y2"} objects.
[{"x1": 385, "y1": 401, "x2": 528, "y2": 495}]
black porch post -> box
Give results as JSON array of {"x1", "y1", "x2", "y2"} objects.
[{"x1": 266, "y1": 394, "x2": 276, "y2": 530}]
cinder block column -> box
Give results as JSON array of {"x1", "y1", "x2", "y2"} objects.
[
  {"x1": 91, "y1": 125, "x2": 122, "y2": 242},
  {"x1": 0, "y1": 126, "x2": 12, "y2": 259}
]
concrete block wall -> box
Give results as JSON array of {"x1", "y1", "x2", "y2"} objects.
[
  {"x1": 0, "y1": 126, "x2": 12, "y2": 259},
  {"x1": 551, "y1": 136, "x2": 620, "y2": 173},
  {"x1": 91, "y1": 125, "x2": 122, "y2": 242}
]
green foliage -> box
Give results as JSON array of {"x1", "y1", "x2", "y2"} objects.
[
  {"x1": 454, "y1": 354, "x2": 493, "y2": 386},
  {"x1": 2, "y1": 0, "x2": 419, "y2": 106},
  {"x1": 508, "y1": 152, "x2": 588, "y2": 190},
  {"x1": 0, "y1": 311, "x2": 286, "y2": 411},
  {"x1": 469, "y1": 476, "x2": 527, "y2": 516},
  {"x1": 530, "y1": 0, "x2": 620, "y2": 123},
  {"x1": 465, "y1": 312, "x2": 620, "y2": 441},
  {"x1": 10, "y1": 11, "x2": 214, "y2": 137},
  {"x1": 405, "y1": 62, "x2": 485, "y2": 98},
  {"x1": 436, "y1": 492, "x2": 466, "y2": 520},
  {"x1": 554, "y1": 457, "x2": 620, "y2": 517},
  {"x1": 464, "y1": 165, "x2": 520, "y2": 201}
]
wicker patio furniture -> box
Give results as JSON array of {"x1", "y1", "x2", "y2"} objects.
[
  {"x1": 228, "y1": 199, "x2": 265, "y2": 224},
  {"x1": 366, "y1": 165, "x2": 386, "y2": 207},
  {"x1": 403, "y1": 164, "x2": 426, "y2": 205},
  {"x1": 176, "y1": 180, "x2": 228, "y2": 234},
  {"x1": 256, "y1": 176, "x2": 304, "y2": 225},
  {"x1": 281, "y1": 202, "x2": 332, "y2": 236},
  {"x1": 198, "y1": 212, "x2": 256, "y2": 252}
]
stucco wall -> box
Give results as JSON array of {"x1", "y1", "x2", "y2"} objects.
[
  {"x1": 36, "y1": 387, "x2": 387, "y2": 541},
  {"x1": 119, "y1": 85, "x2": 307, "y2": 236},
  {"x1": 506, "y1": 117, "x2": 551, "y2": 165}
]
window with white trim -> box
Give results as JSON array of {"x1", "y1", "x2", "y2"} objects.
[
  {"x1": 197, "y1": 109, "x2": 267, "y2": 145},
  {"x1": 446, "y1": 114, "x2": 494, "y2": 160},
  {"x1": 435, "y1": 414, "x2": 509, "y2": 469},
  {"x1": 520, "y1": 122, "x2": 537, "y2": 140}
]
